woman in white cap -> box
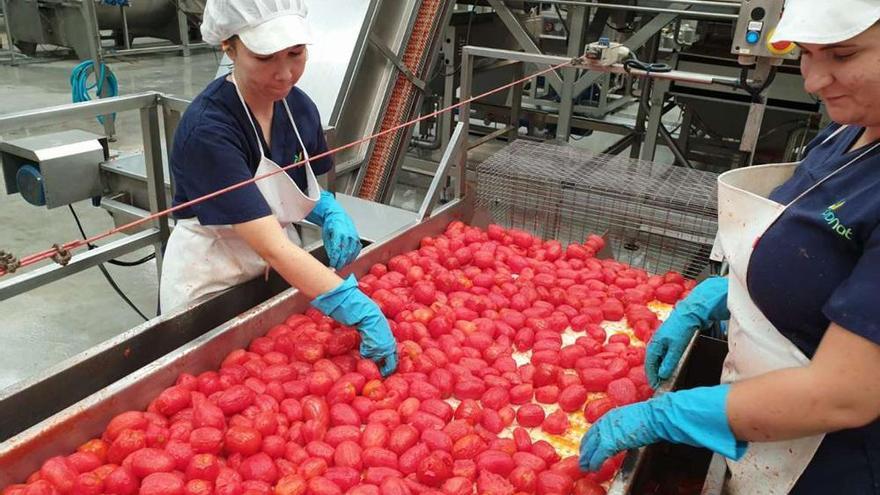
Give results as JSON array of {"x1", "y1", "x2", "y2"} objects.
[
  {"x1": 160, "y1": 0, "x2": 397, "y2": 375},
  {"x1": 580, "y1": 1, "x2": 880, "y2": 493}
]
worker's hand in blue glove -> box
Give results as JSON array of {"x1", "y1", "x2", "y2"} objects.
[
  {"x1": 306, "y1": 191, "x2": 361, "y2": 270},
  {"x1": 311, "y1": 275, "x2": 398, "y2": 376},
  {"x1": 579, "y1": 384, "x2": 747, "y2": 472},
  {"x1": 646, "y1": 277, "x2": 730, "y2": 389}
]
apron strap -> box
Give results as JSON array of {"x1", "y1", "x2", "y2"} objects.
[
  {"x1": 786, "y1": 138, "x2": 880, "y2": 208},
  {"x1": 229, "y1": 75, "x2": 266, "y2": 157},
  {"x1": 281, "y1": 98, "x2": 312, "y2": 168},
  {"x1": 820, "y1": 124, "x2": 848, "y2": 146}
]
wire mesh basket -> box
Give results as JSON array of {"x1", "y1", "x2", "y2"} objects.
[{"x1": 475, "y1": 140, "x2": 719, "y2": 279}]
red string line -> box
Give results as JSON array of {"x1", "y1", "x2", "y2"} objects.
[{"x1": 1, "y1": 58, "x2": 577, "y2": 277}]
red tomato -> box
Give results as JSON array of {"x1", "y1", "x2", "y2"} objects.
[
  {"x1": 362, "y1": 447, "x2": 398, "y2": 469},
  {"x1": 387, "y1": 425, "x2": 419, "y2": 456},
  {"x1": 584, "y1": 397, "x2": 615, "y2": 423},
  {"x1": 129, "y1": 448, "x2": 176, "y2": 478},
  {"x1": 107, "y1": 430, "x2": 146, "y2": 464},
  {"x1": 515, "y1": 404, "x2": 545, "y2": 428},
  {"x1": 558, "y1": 385, "x2": 588, "y2": 412},
  {"x1": 238, "y1": 453, "x2": 278, "y2": 484},
  {"x1": 75, "y1": 439, "x2": 110, "y2": 464},
  {"x1": 607, "y1": 377, "x2": 638, "y2": 406},
  {"x1": 65, "y1": 452, "x2": 101, "y2": 474},
  {"x1": 579, "y1": 368, "x2": 614, "y2": 393},
  {"x1": 189, "y1": 428, "x2": 223, "y2": 455},
  {"x1": 139, "y1": 473, "x2": 183, "y2": 495},
  {"x1": 654, "y1": 282, "x2": 684, "y2": 304},
  {"x1": 417, "y1": 451, "x2": 454, "y2": 487},
  {"x1": 102, "y1": 468, "x2": 139, "y2": 495},
  {"x1": 304, "y1": 477, "x2": 340, "y2": 495},
  {"x1": 224, "y1": 426, "x2": 262, "y2": 457},
  {"x1": 185, "y1": 454, "x2": 220, "y2": 482},
  {"x1": 476, "y1": 471, "x2": 514, "y2": 495}
]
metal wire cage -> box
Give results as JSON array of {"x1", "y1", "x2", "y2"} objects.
[{"x1": 475, "y1": 140, "x2": 719, "y2": 279}]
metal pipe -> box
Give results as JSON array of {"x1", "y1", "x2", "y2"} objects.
[
  {"x1": 120, "y1": 6, "x2": 131, "y2": 50},
  {"x1": 657, "y1": 121, "x2": 694, "y2": 168},
  {"x1": 104, "y1": 42, "x2": 209, "y2": 57},
  {"x1": 0, "y1": 93, "x2": 160, "y2": 133},
  {"x1": 494, "y1": 0, "x2": 739, "y2": 20},
  {"x1": 642, "y1": 0, "x2": 740, "y2": 7},
  {"x1": 411, "y1": 135, "x2": 442, "y2": 150}
]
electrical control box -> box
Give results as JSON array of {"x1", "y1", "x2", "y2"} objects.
[
  {"x1": 731, "y1": 0, "x2": 799, "y2": 61},
  {"x1": 1, "y1": 130, "x2": 107, "y2": 208}
]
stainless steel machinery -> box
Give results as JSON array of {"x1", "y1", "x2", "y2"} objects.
[{"x1": 2, "y1": 0, "x2": 201, "y2": 62}]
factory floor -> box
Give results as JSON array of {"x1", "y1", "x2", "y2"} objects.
[{"x1": 0, "y1": 44, "x2": 676, "y2": 394}]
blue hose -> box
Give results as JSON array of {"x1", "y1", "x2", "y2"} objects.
[{"x1": 70, "y1": 60, "x2": 119, "y2": 124}]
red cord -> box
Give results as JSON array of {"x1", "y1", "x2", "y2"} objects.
[{"x1": 1, "y1": 58, "x2": 576, "y2": 277}]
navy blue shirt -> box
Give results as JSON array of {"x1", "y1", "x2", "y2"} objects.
[
  {"x1": 170, "y1": 76, "x2": 333, "y2": 225},
  {"x1": 748, "y1": 123, "x2": 880, "y2": 494}
]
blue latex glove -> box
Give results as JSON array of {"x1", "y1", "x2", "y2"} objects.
[
  {"x1": 311, "y1": 275, "x2": 398, "y2": 376},
  {"x1": 306, "y1": 191, "x2": 361, "y2": 270},
  {"x1": 579, "y1": 385, "x2": 747, "y2": 472},
  {"x1": 645, "y1": 277, "x2": 730, "y2": 389}
]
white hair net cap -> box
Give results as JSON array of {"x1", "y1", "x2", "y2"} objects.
[
  {"x1": 201, "y1": 0, "x2": 314, "y2": 55},
  {"x1": 770, "y1": 0, "x2": 880, "y2": 44}
]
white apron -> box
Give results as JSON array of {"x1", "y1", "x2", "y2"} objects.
[
  {"x1": 717, "y1": 126, "x2": 880, "y2": 494},
  {"x1": 159, "y1": 77, "x2": 321, "y2": 312}
]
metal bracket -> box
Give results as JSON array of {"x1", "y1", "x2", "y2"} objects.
[{"x1": 367, "y1": 32, "x2": 427, "y2": 92}]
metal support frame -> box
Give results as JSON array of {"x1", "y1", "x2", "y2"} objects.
[
  {"x1": 0, "y1": 0, "x2": 16, "y2": 65},
  {"x1": 0, "y1": 92, "x2": 170, "y2": 301},
  {"x1": 418, "y1": 122, "x2": 465, "y2": 221},
  {"x1": 367, "y1": 32, "x2": 427, "y2": 92},
  {"x1": 557, "y1": 4, "x2": 586, "y2": 142},
  {"x1": 509, "y1": 62, "x2": 524, "y2": 141},
  {"x1": 459, "y1": 46, "x2": 474, "y2": 200},
  {"x1": 640, "y1": 79, "x2": 671, "y2": 161},
  {"x1": 439, "y1": 24, "x2": 457, "y2": 152},
  {"x1": 139, "y1": 105, "x2": 169, "y2": 275},
  {"x1": 176, "y1": 8, "x2": 190, "y2": 58},
  {"x1": 496, "y1": 0, "x2": 739, "y2": 20},
  {"x1": 120, "y1": 6, "x2": 131, "y2": 50},
  {"x1": 460, "y1": 45, "x2": 767, "y2": 166},
  {"x1": 486, "y1": 0, "x2": 564, "y2": 91}
]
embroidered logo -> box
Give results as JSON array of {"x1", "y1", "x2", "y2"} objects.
[
  {"x1": 821, "y1": 200, "x2": 854, "y2": 240},
  {"x1": 293, "y1": 151, "x2": 303, "y2": 164}
]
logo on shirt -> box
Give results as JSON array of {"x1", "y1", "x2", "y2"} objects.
[
  {"x1": 822, "y1": 200, "x2": 854, "y2": 240},
  {"x1": 293, "y1": 152, "x2": 303, "y2": 164}
]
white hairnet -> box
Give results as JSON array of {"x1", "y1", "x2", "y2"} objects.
[
  {"x1": 201, "y1": 0, "x2": 313, "y2": 55},
  {"x1": 771, "y1": 0, "x2": 880, "y2": 44}
]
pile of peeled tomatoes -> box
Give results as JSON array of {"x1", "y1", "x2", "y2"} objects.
[{"x1": 2, "y1": 222, "x2": 693, "y2": 495}]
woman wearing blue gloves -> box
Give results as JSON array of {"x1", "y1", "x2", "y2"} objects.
[
  {"x1": 159, "y1": 0, "x2": 397, "y2": 375},
  {"x1": 580, "y1": 2, "x2": 880, "y2": 493}
]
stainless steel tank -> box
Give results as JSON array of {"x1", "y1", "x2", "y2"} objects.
[{"x1": 7, "y1": 0, "x2": 198, "y2": 59}]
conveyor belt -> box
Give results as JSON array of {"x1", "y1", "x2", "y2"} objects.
[{"x1": 357, "y1": 0, "x2": 451, "y2": 202}]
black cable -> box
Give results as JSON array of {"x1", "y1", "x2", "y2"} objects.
[
  {"x1": 553, "y1": 4, "x2": 570, "y2": 39},
  {"x1": 605, "y1": 21, "x2": 635, "y2": 33},
  {"x1": 68, "y1": 205, "x2": 156, "y2": 267},
  {"x1": 68, "y1": 204, "x2": 150, "y2": 321},
  {"x1": 622, "y1": 55, "x2": 673, "y2": 74}
]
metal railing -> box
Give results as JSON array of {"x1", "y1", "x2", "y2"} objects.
[{"x1": 0, "y1": 92, "x2": 171, "y2": 301}]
